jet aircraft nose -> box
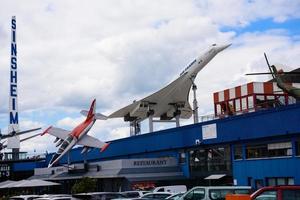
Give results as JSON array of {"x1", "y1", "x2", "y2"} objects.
[
  {"x1": 215, "y1": 43, "x2": 232, "y2": 52},
  {"x1": 48, "y1": 153, "x2": 60, "y2": 168}
]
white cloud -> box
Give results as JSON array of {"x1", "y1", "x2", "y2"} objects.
[
  {"x1": 0, "y1": 0, "x2": 299, "y2": 154},
  {"x1": 194, "y1": 0, "x2": 300, "y2": 26},
  {"x1": 56, "y1": 116, "x2": 85, "y2": 129}
]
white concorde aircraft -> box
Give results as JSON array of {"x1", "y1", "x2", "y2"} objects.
[{"x1": 109, "y1": 43, "x2": 231, "y2": 121}]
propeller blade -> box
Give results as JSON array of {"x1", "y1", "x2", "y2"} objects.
[
  {"x1": 11, "y1": 127, "x2": 42, "y2": 136},
  {"x1": 1, "y1": 127, "x2": 41, "y2": 140},
  {"x1": 246, "y1": 72, "x2": 273, "y2": 75},
  {"x1": 280, "y1": 72, "x2": 300, "y2": 75},
  {"x1": 20, "y1": 133, "x2": 40, "y2": 142},
  {"x1": 264, "y1": 53, "x2": 275, "y2": 79},
  {"x1": 246, "y1": 72, "x2": 300, "y2": 76}
]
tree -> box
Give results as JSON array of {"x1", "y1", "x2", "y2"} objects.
[{"x1": 71, "y1": 177, "x2": 97, "y2": 194}]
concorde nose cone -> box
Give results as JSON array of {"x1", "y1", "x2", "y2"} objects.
[{"x1": 215, "y1": 43, "x2": 232, "y2": 52}]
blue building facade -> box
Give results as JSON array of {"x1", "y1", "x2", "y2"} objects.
[{"x1": 5, "y1": 103, "x2": 300, "y2": 190}]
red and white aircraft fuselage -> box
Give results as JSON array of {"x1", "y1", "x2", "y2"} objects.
[{"x1": 42, "y1": 99, "x2": 109, "y2": 168}]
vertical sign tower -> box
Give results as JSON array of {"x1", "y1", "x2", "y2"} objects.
[{"x1": 7, "y1": 16, "x2": 20, "y2": 158}]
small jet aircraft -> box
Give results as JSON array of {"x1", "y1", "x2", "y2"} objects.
[
  {"x1": 109, "y1": 43, "x2": 231, "y2": 122},
  {"x1": 42, "y1": 99, "x2": 109, "y2": 168},
  {"x1": 0, "y1": 127, "x2": 41, "y2": 151},
  {"x1": 246, "y1": 53, "x2": 300, "y2": 100}
]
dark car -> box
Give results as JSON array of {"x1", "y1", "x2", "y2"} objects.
[{"x1": 250, "y1": 185, "x2": 300, "y2": 200}]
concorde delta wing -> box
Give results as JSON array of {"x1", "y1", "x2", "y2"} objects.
[
  {"x1": 109, "y1": 74, "x2": 193, "y2": 121},
  {"x1": 108, "y1": 101, "x2": 140, "y2": 119}
]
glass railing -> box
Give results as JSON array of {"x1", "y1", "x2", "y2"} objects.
[
  {"x1": 190, "y1": 160, "x2": 232, "y2": 172},
  {"x1": 0, "y1": 152, "x2": 46, "y2": 161}
]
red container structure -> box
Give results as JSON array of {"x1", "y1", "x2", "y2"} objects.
[{"x1": 213, "y1": 82, "x2": 298, "y2": 117}]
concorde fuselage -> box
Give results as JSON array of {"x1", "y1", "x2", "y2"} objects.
[{"x1": 180, "y1": 44, "x2": 231, "y2": 79}]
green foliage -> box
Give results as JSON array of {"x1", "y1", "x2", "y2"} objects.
[{"x1": 71, "y1": 177, "x2": 97, "y2": 194}]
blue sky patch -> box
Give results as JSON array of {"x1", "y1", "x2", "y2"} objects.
[{"x1": 221, "y1": 18, "x2": 300, "y2": 36}]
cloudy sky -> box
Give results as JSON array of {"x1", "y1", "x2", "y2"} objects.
[{"x1": 0, "y1": 0, "x2": 299, "y2": 154}]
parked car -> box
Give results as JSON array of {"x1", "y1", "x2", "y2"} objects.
[
  {"x1": 249, "y1": 185, "x2": 300, "y2": 200},
  {"x1": 34, "y1": 197, "x2": 71, "y2": 200},
  {"x1": 153, "y1": 186, "x2": 187, "y2": 194},
  {"x1": 226, "y1": 185, "x2": 300, "y2": 200},
  {"x1": 112, "y1": 198, "x2": 157, "y2": 200},
  {"x1": 121, "y1": 191, "x2": 149, "y2": 198},
  {"x1": 166, "y1": 193, "x2": 185, "y2": 200},
  {"x1": 34, "y1": 195, "x2": 72, "y2": 200},
  {"x1": 9, "y1": 195, "x2": 40, "y2": 200},
  {"x1": 72, "y1": 192, "x2": 125, "y2": 200},
  {"x1": 141, "y1": 192, "x2": 173, "y2": 199},
  {"x1": 178, "y1": 186, "x2": 251, "y2": 200}
]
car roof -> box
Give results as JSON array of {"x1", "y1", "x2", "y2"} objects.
[
  {"x1": 74, "y1": 192, "x2": 121, "y2": 195},
  {"x1": 251, "y1": 185, "x2": 300, "y2": 197},
  {"x1": 121, "y1": 191, "x2": 146, "y2": 193},
  {"x1": 35, "y1": 198, "x2": 71, "y2": 200},
  {"x1": 191, "y1": 186, "x2": 251, "y2": 189},
  {"x1": 144, "y1": 192, "x2": 172, "y2": 194},
  {"x1": 260, "y1": 185, "x2": 300, "y2": 189},
  {"x1": 10, "y1": 195, "x2": 39, "y2": 198}
]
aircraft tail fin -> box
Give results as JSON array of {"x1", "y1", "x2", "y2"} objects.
[
  {"x1": 81, "y1": 99, "x2": 107, "y2": 120},
  {"x1": 87, "y1": 99, "x2": 96, "y2": 119}
]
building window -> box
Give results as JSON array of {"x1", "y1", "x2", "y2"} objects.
[
  {"x1": 248, "y1": 96, "x2": 254, "y2": 109},
  {"x1": 228, "y1": 100, "x2": 234, "y2": 115},
  {"x1": 216, "y1": 104, "x2": 221, "y2": 115},
  {"x1": 296, "y1": 140, "x2": 300, "y2": 156},
  {"x1": 241, "y1": 97, "x2": 247, "y2": 110},
  {"x1": 288, "y1": 96, "x2": 296, "y2": 105},
  {"x1": 256, "y1": 95, "x2": 265, "y2": 108},
  {"x1": 246, "y1": 142, "x2": 292, "y2": 159},
  {"x1": 266, "y1": 177, "x2": 294, "y2": 186},
  {"x1": 234, "y1": 145, "x2": 243, "y2": 160},
  {"x1": 255, "y1": 179, "x2": 264, "y2": 189},
  {"x1": 267, "y1": 178, "x2": 276, "y2": 186},
  {"x1": 179, "y1": 152, "x2": 186, "y2": 164},
  {"x1": 189, "y1": 146, "x2": 231, "y2": 173},
  {"x1": 278, "y1": 95, "x2": 286, "y2": 105},
  {"x1": 267, "y1": 142, "x2": 292, "y2": 157},
  {"x1": 235, "y1": 99, "x2": 241, "y2": 111},
  {"x1": 246, "y1": 144, "x2": 268, "y2": 159}
]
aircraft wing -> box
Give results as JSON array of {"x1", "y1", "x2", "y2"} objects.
[
  {"x1": 42, "y1": 126, "x2": 70, "y2": 140},
  {"x1": 77, "y1": 135, "x2": 107, "y2": 149},
  {"x1": 0, "y1": 133, "x2": 41, "y2": 151},
  {"x1": 1, "y1": 127, "x2": 41, "y2": 140},
  {"x1": 109, "y1": 74, "x2": 193, "y2": 120},
  {"x1": 109, "y1": 101, "x2": 141, "y2": 118}
]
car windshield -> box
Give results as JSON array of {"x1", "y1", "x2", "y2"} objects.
[
  {"x1": 209, "y1": 189, "x2": 251, "y2": 200},
  {"x1": 72, "y1": 194, "x2": 92, "y2": 200},
  {"x1": 168, "y1": 193, "x2": 184, "y2": 200}
]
